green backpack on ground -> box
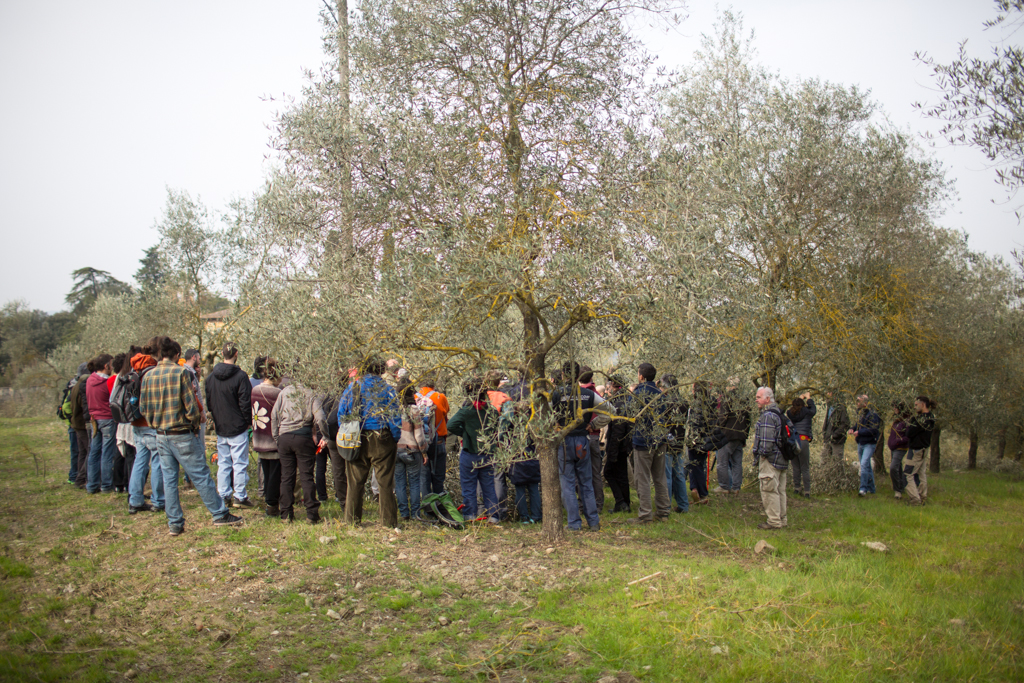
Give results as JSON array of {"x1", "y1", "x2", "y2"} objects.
[{"x1": 418, "y1": 492, "x2": 465, "y2": 530}]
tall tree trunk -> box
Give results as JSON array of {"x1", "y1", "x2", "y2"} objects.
[
  {"x1": 537, "y1": 438, "x2": 564, "y2": 543},
  {"x1": 996, "y1": 426, "x2": 1007, "y2": 459},
  {"x1": 929, "y1": 423, "x2": 941, "y2": 474},
  {"x1": 874, "y1": 419, "x2": 886, "y2": 473},
  {"x1": 967, "y1": 425, "x2": 978, "y2": 470}
]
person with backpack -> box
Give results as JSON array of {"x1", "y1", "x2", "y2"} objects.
[
  {"x1": 752, "y1": 386, "x2": 789, "y2": 530},
  {"x1": 205, "y1": 342, "x2": 254, "y2": 509},
  {"x1": 849, "y1": 394, "x2": 882, "y2": 497},
  {"x1": 786, "y1": 393, "x2": 816, "y2": 497},
  {"x1": 66, "y1": 362, "x2": 91, "y2": 489},
  {"x1": 85, "y1": 353, "x2": 117, "y2": 494},
  {"x1": 126, "y1": 340, "x2": 163, "y2": 514},
  {"x1": 338, "y1": 357, "x2": 401, "y2": 527},
  {"x1": 395, "y1": 379, "x2": 429, "y2": 521},
  {"x1": 416, "y1": 376, "x2": 448, "y2": 496}
]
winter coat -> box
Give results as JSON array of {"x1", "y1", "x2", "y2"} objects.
[
  {"x1": 603, "y1": 390, "x2": 633, "y2": 464},
  {"x1": 822, "y1": 402, "x2": 850, "y2": 445},
  {"x1": 715, "y1": 391, "x2": 751, "y2": 445},
  {"x1": 787, "y1": 398, "x2": 817, "y2": 439},
  {"x1": 271, "y1": 383, "x2": 328, "y2": 441},
  {"x1": 852, "y1": 408, "x2": 882, "y2": 445},
  {"x1": 907, "y1": 412, "x2": 935, "y2": 450},
  {"x1": 204, "y1": 362, "x2": 253, "y2": 438},
  {"x1": 887, "y1": 419, "x2": 909, "y2": 451},
  {"x1": 251, "y1": 382, "x2": 282, "y2": 456}
]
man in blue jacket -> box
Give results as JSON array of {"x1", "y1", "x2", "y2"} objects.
[
  {"x1": 849, "y1": 394, "x2": 882, "y2": 497},
  {"x1": 629, "y1": 363, "x2": 671, "y2": 524},
  {"x1": 337, "y1": 357, "x2": 401, "y2": 527}
]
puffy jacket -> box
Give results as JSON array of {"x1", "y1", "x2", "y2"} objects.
[
  {"x1": 85, "y1": 373, "x2": 113, "y2": 421},
  {"x1": 822, "y1": 402, "x2": 850, "y2": 445},
  {"x1": 787, "y1": 398, "x2": 816, "y2": 439},
  {"x1": 853, "y1": 408, "x2": 882, "y2": 445},
  {"x1": 204, "y1": 362, "x2": 253, "y2": 438}
]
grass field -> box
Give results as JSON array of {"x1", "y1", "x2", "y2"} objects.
[{"x1": 0, "y1": 417, "x2": 1021, "y2": 682}]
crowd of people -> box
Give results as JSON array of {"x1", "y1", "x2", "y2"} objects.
[{"x1": 58, "y1": 338, "x2": 938, "y2": 536}]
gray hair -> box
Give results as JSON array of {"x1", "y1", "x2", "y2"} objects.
[{"x1": 757, "y1": 386, "x2": 774, "y2": 400}]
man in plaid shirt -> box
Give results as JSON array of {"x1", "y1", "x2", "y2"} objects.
[
  {"x1": 752, "y1": 386, "x2": 788, "y2": 530},
  {"x1": 141, "y1": 337, "x2": 242, "y2": 536}
]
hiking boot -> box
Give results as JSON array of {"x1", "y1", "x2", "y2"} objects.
[
  {"x1": 626, "y1": 517, "x2": 650, "y2": 525},
  {"x1": 233, "y1": 497, "x2": 254, "y2": 509},
  {"x1": 757, "y1": 522, "x2": 781, "y2": 530},
  {"x1": 168, "y1": 525, "x2": 184, "y2": 536},
  {"x1": 213, "y1": 513, "x2": 244, "y2": 527},
  {"x1": 265, "y1": 506, "x2": 280, "y2": 517},
  {"x1": 128, "y1": 502, "x2": 154, "y2": 515}
]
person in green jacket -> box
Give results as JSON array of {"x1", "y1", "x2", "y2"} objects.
[{"x1": 447, "y1": 377, "x2": 501, "y2": 522}]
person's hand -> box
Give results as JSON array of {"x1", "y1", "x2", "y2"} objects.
[
  {"x1": 800, "y1": 392, "x2": 811, "y2": 400},
  {"x1": 423, "y1": 454, "x2": 429, "y2": 465},
  {"x1": 318, "y1": 438, "x2": 327, "y2": 449}
]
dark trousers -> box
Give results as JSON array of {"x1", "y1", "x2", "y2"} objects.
[
  {"x1": 74, "y1": 429, "x2": 90, "y2": 487},
  {"x1": 278, "y1": 432, "x2": 319, "y2": 522},
  {"x1": 686, "y1": 449, "x2": 708, "y2": 499},
  {"x1": 115, "y1": 442, "x2": 135, "y2": 490},
  {"x1": 515, "y1": 482, "x2": 542, "y2": 521},
  {"x1": 315, "y1": 447, "x2": 328, "y2": 501},
  {"x1": 890, "y1": 449, "x2": 907, "y2": 493},
  {"x1": 261, "y1": 458, "x2": 282, "y2": 508},
  {"x1": 420, "y1": 438, "x2": 447, "y2": 495},
  {"x1": 67, "y1": 426, "x2": 78, "y2": 482},
  {"x1": 604, "y1": 450, "x2": 631, "y2": 510},
  {"x1": 345, "y1": 430, "x2": 398, "y2": 527},
  {"x1": 326, "y1": 441, "x2": 348, "y2": 506}
]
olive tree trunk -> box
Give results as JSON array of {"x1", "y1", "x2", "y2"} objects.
[
  {"x1": 929, "y1": 423, "x2": 942, "y2": 474},
  {"x1": 967, "y1": 426, "x2": 978, "y2": 470}
]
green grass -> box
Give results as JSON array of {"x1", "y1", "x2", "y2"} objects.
[{"x1": 0, "y1": 417, "x2": 1020, "y2": 681}]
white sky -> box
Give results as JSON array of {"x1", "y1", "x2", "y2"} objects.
[{"x1": 1, "y1": 0, "x2": 1020, "y2": 313}]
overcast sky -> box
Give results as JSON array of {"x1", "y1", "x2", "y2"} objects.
[{"x1": 1, "y1": 0, "x2": 1020, "y2": 313}]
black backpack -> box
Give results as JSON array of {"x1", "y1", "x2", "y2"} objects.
[
  {"x1": 768, "y1": 408, "x2": 801, "y2": 462},
  {"x1": 110, "y1": 370, "x2": 146, "y2": 423}
]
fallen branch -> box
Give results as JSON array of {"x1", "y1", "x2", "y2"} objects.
[
  {"x1": 686, "y1": 524, "x2": 730, "y2": 547},
  {"x1": 97, "y1": 515, "x2": 132, "y2": 540},
  {"x1": 627, "y1": 571, "x2": 662, "y2": 586}
]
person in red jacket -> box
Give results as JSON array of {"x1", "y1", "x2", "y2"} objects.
[{"x1": 85, "y1": 353, "x2": 116, "y2": 493}]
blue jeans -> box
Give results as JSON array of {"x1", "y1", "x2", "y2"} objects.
[
  {"x1": 156, "y1": 432, "x2": 229, "y2": 530},
  {"x1": 129, "y1": 426, "x2": 164, "y2": 508},
  {"x1": 557, "y1": 435, "x2": 599, "y2": 530},
  {"x1": 87, "y1": 419, "x2": 118, "y2": 492},
  {"x1": 458, "y1": 449, "x2": 498, "y2": 520},
  {"x1": 515, "y1": 482, "x2": 542, "y2": 522},
  {"x1": 665, "y1": 450, "x2": 689, "y2": 512},
  {"x1": 420, "y1": 438, "x2": 446, "y2": 495},
  {"x1": 716, "y1": 441, "x2": 744, "y2": 491},
  {"x1": 216, "y1": 432, "x2": 250, "y2": 500},
  {"x1": 395, "y1": 451, "x2": 422, "y2": 518},
  {"x1": 67, "y1": 426, "x2": 78, "y2": 481},
  {"x1": 858, "y1": 442, "x2": 877, "y2": 493}
]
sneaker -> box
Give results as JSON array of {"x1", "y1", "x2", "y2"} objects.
[
  {"x1": 894, "y1": 492, "x2": 902, "y2": 500},
  {"x1": 858, "y1": 490, "x2": 866, "y2": 497},
  {"x1": 168, "y1": 525, "x2": 184, "y2": 536},
  {"x1": 152, "y1": 505, "x2": 165, "y2": 512},
  {"x1": 233, "y1": 497, "x2": 254, "y2": 509},
  {"x1": 757, "y1": 522, "x2": 781, "y2": 530},
  {"x1": 802, "y1": 492, "x2": 811, "y2": 498},
  {"x1": 66, "y1": 478, "x2": 76, "y2": 485},
  {"x1": 223, "y1": 497, "x2": 232, "y2": 510},
  {"x1": 128, "y1": 503, "x2": 154, "y2": 515},
  {"x1": 711, "y1": 486, "x2": 727, "y2": 494},
  {"x1": 213, "y1": 513, "x2": 244, "y2": 527}
]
